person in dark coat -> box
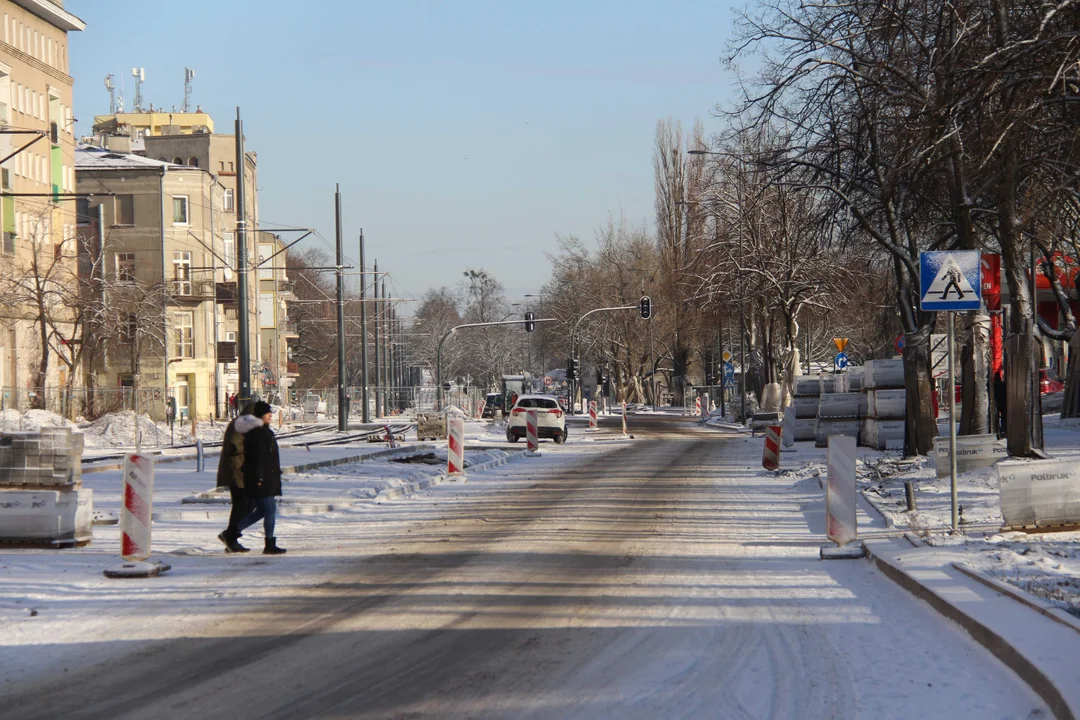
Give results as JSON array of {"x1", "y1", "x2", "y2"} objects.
[
  {"x1": 993, "y1": 369, "x2": 1008, "y2": 438},
  {"x1": 216, "y1": 403, "x2": 258, "y2": 553},
  {"x1": 234, "y1": 401, "x2": 286, "y2": 555}
]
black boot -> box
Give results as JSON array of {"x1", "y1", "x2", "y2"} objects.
[
  {"x1": 263, "y1": 537, "x2": 287, "y2": 555},
  {"x1": 218, "y1": 530, "x2": 250, "y2": 554}
]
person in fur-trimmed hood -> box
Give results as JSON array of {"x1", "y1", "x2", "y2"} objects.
[
  {"x1": 234, "y1": 401, "x2": 286, "y2": 555},
  {"x1": 216, "y1": 403, "x2": 258, "y2": 553}
]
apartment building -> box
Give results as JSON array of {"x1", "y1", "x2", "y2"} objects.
[
  {"x1": 0, "y1": 0, "x2": 84, "y2": 407},
  {"x1": 80, "y1": 111, "x2": 297, "y2": 416}
]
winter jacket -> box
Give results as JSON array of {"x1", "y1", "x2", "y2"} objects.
[
  {"x1": 242, "y1": 420, "x2": 283, "y2": 498},
  {"x1": 215, "y1": 414, "x2": 262, "y2": 489}
]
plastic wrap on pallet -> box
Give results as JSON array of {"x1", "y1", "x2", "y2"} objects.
[
  {"x1": 867, "y1": 389, "x2": 906, "y2": 419},
  {"x1": 792, "y1": 395, "x2": 820, "y2": 419},
  {"x1": 794, "y1": 418, "x2": 817, "y2": 441},
  {"x1": 794, "y1": 376, "x2": 822, "y2": 397},
  {"x1": 815, "y1": 419, "x2": 859, "y2": 446},
  {"x1": 818, "y1": 375, "x2": 836, "y2": 394},
  {"x1": 933, "y1": 434, "x2": 1007, "y2": 477},
  {"x1": 0, "y1": 427, "x2": 84, "y2": 488},
  {"x1": 864, "y1": 359, "x2": 905, "y2": 389},
  {"x1": 847, "y1": 368, "x2": 864, "y2": 392},
  {"x1": 0, "y1": 488, "x2": 93, "y2": 544},
  {"x1": 861, "y1": 418, "x2": 905, "y2": 450},
  {"x1": 998, "y1": 459, "x2": 1080, "y2": 530},
  {"x1": 817, "y1": 393, "x2": 862, "y2": 418}
]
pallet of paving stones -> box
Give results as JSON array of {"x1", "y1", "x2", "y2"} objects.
[{"x1": 0, "y1": 427, "x2": 83, "y2": 488}]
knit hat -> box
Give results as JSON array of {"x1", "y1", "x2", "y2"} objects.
[{"x1": 252, "y1": 401, "x2": 273, "y2": 418}]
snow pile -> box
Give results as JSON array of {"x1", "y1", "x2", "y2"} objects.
[
  {"x1": 0, "y1": 408, "x2": 79, "y2": 433},
  {"x1": 80, "y1": 411, "x2": 164, "y2": 448},
  {"x1": 444, "y1": 405, "x2": 467, "y2": 419}
]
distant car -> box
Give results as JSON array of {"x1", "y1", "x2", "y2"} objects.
[
  {"x1": 1040, "y1": 367, "x2": 1064, "y2": 394},
  {"x1": 506, "y1": 394, "x2": 567, "y2": 444},
  {"x1": 481, "y1": 392, "x2": 502, "y2": 418}
]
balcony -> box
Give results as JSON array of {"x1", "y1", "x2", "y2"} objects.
[
  {"x1": 168, "y1": 279, "x2": 215, "y2": 302},
  {"x1": 278, "y1": 280, "x2": 295, "y2": 295},
  {"x1": 280, "y1": 321, "x2": 299, "y2": 338},
  {"x1": 215, "y1": 281, "x2": 237, "y2": 304},
  {"x1": 0, "y1": 102, "x2": 8, "y2": 125}
]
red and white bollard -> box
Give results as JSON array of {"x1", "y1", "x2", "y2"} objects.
[
  {"x1": 447, "y1": 417, "x2": 464, "y2": 475},
  {"x1": 695, "y1": 396, "x2": 701, "y2": 415},
  {"x1": 105, "y1": 454, "x2": 170, "y2": 578},
  {"x1": 526, "y1": 408, "x2": 540, "y2": 454},
  {"x1": 762, "y1": 425, "x2": 782, "y2": 471},
  {"x1": 476, "y1": 401, "x2": 486, "y2": 420},
  {"x1": 588, "y1": 400, "x2": 598, "y2": 430}
]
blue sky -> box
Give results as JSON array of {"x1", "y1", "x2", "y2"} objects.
[{"x1": 67, "y1": 1, "x2": 736, "y2": 305}]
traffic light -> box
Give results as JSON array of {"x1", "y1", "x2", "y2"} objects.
[
  {"x1": 639, "y1": 295, "x2": 652, "y2": 319},
  {"x1": 524, "y1": 311, "x2": 535, "y2": 333},
  {"x1": 567, "y1": 357, "x2": 580, "y2": 380}
]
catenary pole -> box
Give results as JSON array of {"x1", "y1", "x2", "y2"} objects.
[
  {"x1": 359, "y1": 231, "x2": 370, "y2": 423},
  {"x1": 382, "y1": 280, "x2": 389, "y2": 414},
  {"x1": 373, "y1": 261, "x2": 381, "y2": 418},
  {"x1": 335, "y1": 185, "x2": 347, "y2": 431},
  {"x1": 234, "y1": 108, "x2": 252, "y2": 406}
]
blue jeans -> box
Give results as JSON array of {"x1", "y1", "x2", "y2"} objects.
[{"x1": 236, "y1": 496, "x2": 276, "y2": 539}]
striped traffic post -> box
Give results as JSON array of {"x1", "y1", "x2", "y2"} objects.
[
  {"x1": 588, "y1": 400, "x2": 598, "y2": 430},
  {"x1": 695, "y1": 396, "x2": 701, "y2": 415},
  {"x1": 762, "y1": 425, "x2": 782, "y2": 471},
  {"x1": 525, "y1": 409, "x2": 540, "y2": 454},
  {"x1": 104, "y1": 454, "x2": 170, "y2": 578},
  {"x1": 447, "y1": 417, "x2": 464, "y2": 475}
]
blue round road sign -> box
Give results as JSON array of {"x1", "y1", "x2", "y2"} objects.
[
  {"x1": 835, "y1": 352, "x2": 849, "y2": 370},
  {"x1": 723, "y1": 361, "x2": 735, "y2": 379}
]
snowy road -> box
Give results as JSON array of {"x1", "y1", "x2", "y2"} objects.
[{"x1": 5, "y1": 416, "x2": 1047, "y2": 719}]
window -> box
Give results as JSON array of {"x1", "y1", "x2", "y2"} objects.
[
  {"x1": 223, "y1": 188, "x2": 234, "y2": 212},
  {"x1": 2, "y1": 232, "x2": 12, "y2": 255},
  {"x1": 219, "y1": 161, "x2": 224, "y2": 172},
  {"x1": 115, "y1": 194, "x2": 134, "y2": 225},
  {"x1": 116, "y1": 252, "x2": 135, "y2": 283},
  {"x1": 188, "y1": 157, "x2": 199, "y2": 167},
  {"x1": 172, "y1": 251, "x2": 192, "y2": 294},
  {"x1": 258, "y1": 243, "x2": 274, "y2": 279},
  {"x1": 172, "y1": 196, "x2": 189, "y2": 225},
  {"x1": 223, "y1": 232, "x2": 235, "y2": 268},
  {"x1": 228, "y1": 161, "x2": 234, "y2": 172},
  {"x1": 173, "y1": 312, "x2": 194, "y2": 358}
]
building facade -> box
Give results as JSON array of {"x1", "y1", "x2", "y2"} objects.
[{"x1": 0, "y1": 0, "x2": 84, "y2": 410}]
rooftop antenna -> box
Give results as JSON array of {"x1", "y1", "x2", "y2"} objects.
[
  {"x1": 182, "y1": 67, "x2": 195, "y2": 113},
  {"x1": 104, "y1": 74, "x2": 115, "y2": 114},
  {"x1": 131, "y1": 67, "x2": 145, "y2": 112}
]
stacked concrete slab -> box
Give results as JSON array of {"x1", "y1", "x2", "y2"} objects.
[{"x1": 0, "y1": 427, "x2": 92, "y2": 546}]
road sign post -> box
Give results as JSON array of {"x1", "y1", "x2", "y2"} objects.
[{"x1": 920, "y1": 250, "x2": 982, "y2": 532}]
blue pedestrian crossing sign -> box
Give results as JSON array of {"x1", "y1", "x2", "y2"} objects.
[
  {"x1": 920, "y1": 251, "x2": 982, "y2": 311},
  {"x1": 835, "y1": 352, "x2": 849, "y2": 370}
]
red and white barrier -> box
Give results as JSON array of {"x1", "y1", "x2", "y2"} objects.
[
  {"x1": 383, "y1": 424, "x2": 396, "y2": 448},
  {"x1": 694, "y1": 396, "x2": 701, "y2": 414},
  {"x1": 762, "y1": 425, "x2": 782, "y2": 471},
  {"x1": 588, "y1": 400, "x2": 598, "y2": 430},
  {"x1": 621, "y1": 401, "x2": 628, "y2": 436},
  {"x1": 476, "y1": 401, "x2": 486, "y2": 420},
  {"x1": 526, "y1": 409, "x2": 539, "y2": 453},
  {"x1": 447, "y1": 417, "x2": 464, "y2": 475},
  {"x1": 121, "y1": 453, "x2": 154, "y2": 561}
]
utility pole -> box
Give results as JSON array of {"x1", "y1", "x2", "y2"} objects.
[
  {"x1": 359, "y1": 231, "x2": 370, "y2": 423},
  {"x1": 373, "y1": 260, "x2": 381, "y2": 418},
  {"x1": 335, "y1": 185, "x2": 347, "y2": 431},
  {"x1": 384, "y1": 280, "x2": 393, "y2": 414},
  {"x1": 234, "y1": 108, "x2": 252, "y2": 406}
]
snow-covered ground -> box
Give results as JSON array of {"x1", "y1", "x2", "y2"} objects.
[
  {"x1": 0, "y1": 419, "x2": 608, "y2": 692},
  {"x1": 764, "y1": 413, "x2": 1080, "y2": 619}
]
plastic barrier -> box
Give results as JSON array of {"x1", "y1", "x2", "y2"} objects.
[
  {"x1": 447, "y1": 417, "x2": 464, "y2": 475},
  {"x1": 762, "y1": 425, "x2": 781, "y2": 470}
]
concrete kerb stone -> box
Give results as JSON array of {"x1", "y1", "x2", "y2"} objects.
[
  {"x1": 376, "y1": 450, "x2": 529, "y2": 502},
  {"x1": 863, "y1": 540, "x2": 1076, "y2": 720},
  {"x1": 952, "y1": 562, "x2": 1080, "y2": 638}
]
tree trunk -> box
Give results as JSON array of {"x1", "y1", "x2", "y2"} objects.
[
  {"x1": 903, "y1": 325, "x2": 938, "y2": 457},
  {"x1": 959, "y1": 311, "x2": 990, "y2": 435},
  {"x1": 1062, "y1": 330, "x2": 1080, "y2": 418}
]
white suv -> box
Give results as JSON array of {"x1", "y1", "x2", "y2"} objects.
[{"x1": 506, "y1": 394, "x2": 567, "y2": 444}]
